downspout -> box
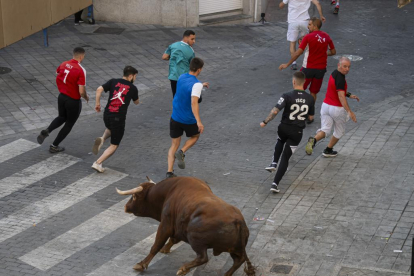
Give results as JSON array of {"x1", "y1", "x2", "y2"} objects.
[{"x1": 254, "y1": 0, "x2": 258, "y2": 22}]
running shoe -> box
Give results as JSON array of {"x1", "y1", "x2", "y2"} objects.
[
  {"x1": 305, "y1": 137, "x2": 316, "y2": 155},
  {"x1": 306, "y1": 118, "x2": 314, "y2": 124},
  {"x1": 92, "y1": 137, "x2": 104, "y2": 155},
  {"x1": 37, "y1": 129, "x2": 49, "y2": 144},
  {"x1": 331, "y1": 0, "x2": 336, "y2": 5},
  {"x1": 322, "y1": 148, "x2": 338, "y2": 157},
  {"x1": 270, "y1": 183, "x2": 280, "y2": 193},
  {"x1": 49, "y1": 145, "x2": 65, "y2": 153},
  {"x1": 175, "y1": 150, "x2": 186, "y2": 169},
  {"x1": 333, "y1": 7, "x2": 339, "y2": 14},
  {"x1": 91, "y1": 162, "x2": 105, "y2": 173},
  {"x1": 291, "y1": 64, "x2": 297, "y2": 70},
  {"x1": 265, "y1": 163, "x2": 277, "y2": 172},
  {"x1": 166, "y1": 172, "x2": 177, "y2": 178}
]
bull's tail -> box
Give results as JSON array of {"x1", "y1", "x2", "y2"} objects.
[{"x1": 240, "y1": 223, "x2": 256, "y2": 276}]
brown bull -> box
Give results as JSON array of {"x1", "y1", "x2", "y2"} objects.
[{"x1": 116, "y1": 176, "x2": 256, "y2": 276}]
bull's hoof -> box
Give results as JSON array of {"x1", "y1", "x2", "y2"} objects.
[
  {"x1": 133, "y1": 263, "x2": 146, "y2": 271},
  {"x1": 176, "y1": 267, "x2": 189, "y2": 275},
  {"x1": 160, "y1": 248, "x2": 171, "y2": 254}
]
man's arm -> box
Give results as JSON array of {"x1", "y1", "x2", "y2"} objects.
[
  {"x1": 260, "y1": 107, "x2": 280, "y2": 127},
  {"x1": 311, "y1": 0, "x2": 326, "y2": 22},
  {"x1": 95, "y1": 86, "x2": 104, "y2": 112},
  {"x1": 133, "y1": 99, "x2": 140, "y2": 105},
  {"x1": 162, "y1": 53, "x2": 170, "y2": 60},
  {"x1": 328, "y1": 48, "x2": 336, "y2": 56},
  {"x1": 279, "y1": 48, "x2": 304, "y2": 70},
  {"x1": 191, "y1": 96, "x2": 204, "y2": 133},
  {"x1": 279, "y1": 1, "x2": 285, "y2": 9},
  {"x1": 338, "y1": 91, "x2": 357, "y2": 122},
  {"x1": 79, "y1": 85, "x2": 89, "y2": 103}
]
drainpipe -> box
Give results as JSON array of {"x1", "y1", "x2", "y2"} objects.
[{"x1": 254, "y1": 0, "x2": 258, "y2": 22}]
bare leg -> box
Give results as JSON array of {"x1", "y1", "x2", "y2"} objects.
[
  {"x1": 327, "y1": 135, "x2": 340, "y2": 148},
  {"x1": 310, "y1": 92, "x2": 317, "y2": 102},
  {"x1": 96, "y1": 144, "x2": 118, "y2": 164},
  {"x1": 289, "y1": 41, "x2": 297, "y2": 60},
  {"x1": 168, "y1": 137, "x2": 181, "y2": 172},
  {"x1": 102, "y1": 129, "x2": 111, "y2": 141},
  {"x1": 181, "y1": 134, "x2": 200, "y2": 153},
  {"x1": 177, "y1": 247, "x2": 208, "y2": 275},
  {"x1": 314, "y1": 131, "x2": 326, "y2": 142},
  {"x1": 224, "y1": 252, "x2": 246, "y2": 276}
]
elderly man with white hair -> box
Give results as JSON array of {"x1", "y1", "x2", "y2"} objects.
[{"x1": 305, "y1": 57, "x2": 360, "y2": 157}]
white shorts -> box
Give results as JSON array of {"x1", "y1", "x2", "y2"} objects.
[
  {"x1": 287, "y1": 21, "x2": 308, "y2": 42},
  {"x1": 317, "y1": 102, "x2": 349, "y2": 139}
]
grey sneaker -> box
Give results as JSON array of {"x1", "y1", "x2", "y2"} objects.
[
  {"x1": 265, "y1": 163, "x2": 277, "y2": 172},
  {"x1": 175, "y1": 150, "x2": 185, "y2": 169},
  {"x1": 92, "y1": 137, "x2": 104, "y2": 155},
  {"x1": 305, "y1": 137, "x2": 316, "y2": 155},
  {"x1": 291, "y1": 64, "x2": 298, "y2": 70},
  {"x1": 49, "y1": 145, "x2": 65, "y2": 153},
  {"x1": 270, "y1": 183, "x2": 280, "y2": 193},
  {"x1": 37, "y1": 129, "x2": 49, "y2": 144},
  {"x1": 166, "y1": 172, "x2": 177, "y2": 178}
]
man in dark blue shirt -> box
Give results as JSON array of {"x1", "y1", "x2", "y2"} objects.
[
  {"x1": 260, "y1": 72, "x2": 315, "y2": 193},
  {"x1": 167, "y1": 58, "x2": 209, "y2": 178}
]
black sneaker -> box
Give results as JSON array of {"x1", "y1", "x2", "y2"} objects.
[
  {"x1": 270, "y1": 183, "x2": 280, "y2": 193},
  {"x1": 333, "y1": 7, "x2": 339, "y2": 14},
  {"x1": 37, "y1": 129, "x2": 49, "y2": 144},
  {"x1": 166, "y1": 172, "x2": 177, "y2": 178},
  {"x1": 305, "y1": 137, "x2": 316, "y2": 155},
  {"x1": 322, "y1": 148, "x2": 338, "y2": 157},
  {"x1": 49, "y1": 145, "x2": 65, "y2": 153},
  {"x1": 175, "y1": 150, "x2": 185, "y2": 169},
  {"x1": 291, "y1": 64, "x2": 297, "y2": 70},
  {"x1": 265, "y1": 163, "x2": 277, "y2": 172}
]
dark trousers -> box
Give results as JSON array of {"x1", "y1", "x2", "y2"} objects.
[
  {"x1": 74, "y1": 10, "x2": 83, "y2": 23},
  {"x1": 47, "y1": 93, "x2": 82, "y2": 146},
  {"x1": 272, "y1": 123, "x2": 303, "y2": 185},
  {"x1": 170, "y1": 80, "x2": 177, "y2": 98}
]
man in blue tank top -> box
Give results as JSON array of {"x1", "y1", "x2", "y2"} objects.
[{"x1": 166, "y1": 57, "x2": 209, "y2": 178}]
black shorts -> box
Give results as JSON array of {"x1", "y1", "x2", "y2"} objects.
[
  {"x1": 277, "y1": 123, "x2": 303, "y2": 146},
  {"x1": 170, "y1": 118, "x2": 199, "y2": 138},
  {"x1": 104, "y1": 114, "x2": 126, "y2": 145}
]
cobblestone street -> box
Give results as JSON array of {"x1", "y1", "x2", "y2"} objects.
[{"x1": 0, "y1": 0, "x2": 413, "y2": 275}]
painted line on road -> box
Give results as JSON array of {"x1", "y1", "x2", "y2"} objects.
[
  {"x1": 0, "y1": 169, "x2": 127, "y2": 243},
  {"x1": 20, "y1": 198, "x2": 138, "y2": 271},
  {"x1": 0, "y1": 153, "x2": 80, "y2": 199},
  {"x1": 0, "y1": 139, "x2": 39, "y2": 164},
  {"x1": 87, "y1": 232, "x2": 185, "y2": 276}
]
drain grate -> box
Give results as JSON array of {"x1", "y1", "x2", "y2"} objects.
[
  {"x1": 93, "y1": 27, "x2": 125, "y2": 35},
  {"x1": 0, "y1": 67, "x2": 12, "y2": 75},
  {"x1": 270, "y1": 264, "x2": 293, "y2": 274}
]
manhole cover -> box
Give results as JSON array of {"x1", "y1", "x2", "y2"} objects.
[
  {"x1": 93, "y1": 27, "x2": 125, "y2": 35},
  {"x1": 0, "y1": 67, "x2": 12, "y2": 75},
  {"x1": 270, "y1": 264, "x2": 293, "y2": 274},
  {"x1": 333, "y1": 55, "x2": 363, "y2": 61}
]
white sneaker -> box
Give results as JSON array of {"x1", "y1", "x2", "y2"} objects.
[
  {"x1": 92, "y1": 162, "x2": 105, "y2": 173},
  {"x1": 92, "y1": 137, "x2": 104, "y2": 155}
]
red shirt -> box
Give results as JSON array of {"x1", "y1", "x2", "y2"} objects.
[
  {"x1": 299, "y1": 30, "x2": 334, "y2": 69},
  {"x1": 324, "y1": 70, "x2": 347, "y2": 107},
  {"x1": 56, "y1": 59, "x2": 86, "y2": 100}
]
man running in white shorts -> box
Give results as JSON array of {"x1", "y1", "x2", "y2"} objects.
[
  {"x1": 305, "y1": 57, "x2": 360, "y2": 157},
  {"x1": 279, "y1": 0, "x2": 325, "y2": 70}
]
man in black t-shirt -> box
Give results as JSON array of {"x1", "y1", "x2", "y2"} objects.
[
  {"x1": 260, "y1": 72, "x2": 315, "y2": 193},
  {"x1": 91, "y1": 66, "x2": 140, "y2": 173}
]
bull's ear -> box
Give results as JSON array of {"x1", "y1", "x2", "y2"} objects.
[{"x1": 146, "y1": 176, "x2": 156, "y2": 184}]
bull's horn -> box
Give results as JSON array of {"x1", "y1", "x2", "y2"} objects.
[
  {"x1": 146, "y1": 176, "x2": 156, "y2": 184},
  {"x1": 116, "y1": 186, "x2": 143, "y2": 195}
]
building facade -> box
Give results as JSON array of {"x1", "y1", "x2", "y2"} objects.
[{"x1": 93, "y1": 0, "x2": 268, "y2": 27}]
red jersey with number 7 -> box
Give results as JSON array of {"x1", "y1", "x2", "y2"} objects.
[{"x1": 56, "y1": 59, "x2": 86, "y2": 100}]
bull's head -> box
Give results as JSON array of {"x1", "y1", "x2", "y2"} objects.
[{"x1": 116, "y1": 176, "x2": 156, "y2": 216}]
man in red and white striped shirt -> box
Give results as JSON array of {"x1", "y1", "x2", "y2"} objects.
[{"x1": 37, "y1": 47, "x2": 89, "y2": 153}]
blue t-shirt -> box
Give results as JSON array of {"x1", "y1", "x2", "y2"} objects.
[
  {"x1": 165, "y1": 41, "x2": 195, "y2": 81},
  {"x1": 171, "y1": 74, "x2": 201, "y2": 124}
]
